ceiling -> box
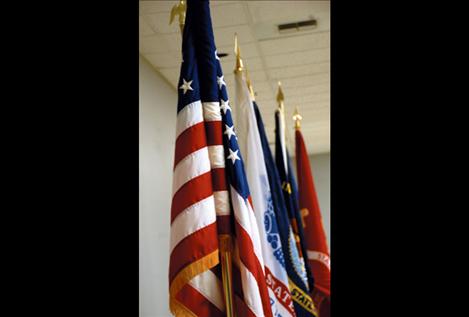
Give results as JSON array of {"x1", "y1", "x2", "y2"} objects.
[{"x1": 139, "y1": 0, "x2": 330, "y2": 155}]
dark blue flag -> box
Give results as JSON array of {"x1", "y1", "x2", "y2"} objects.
[
  {"x1": 274, "y1": 111, "x2": 315, "y2": 290},
  {"x1": 254, "y1": 102, "x2": 318, "y2": 316}
]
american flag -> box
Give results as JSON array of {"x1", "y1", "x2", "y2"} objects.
[{"x1": 169, "y1": 1, "x2": 272, "y2": 316}]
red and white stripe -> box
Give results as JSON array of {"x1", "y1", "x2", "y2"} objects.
[
  {"x1": 170, "y1": 100, "x2": 225, "y2": 316},
  {"x1": 204, "y1": 100, "x2": 273, "y2": 317},
  {"x1": 202, "y1": 102, "x2": 230, "y2": 217},
  {"x1": 171, "y1": 98, "x2": 274, "y2": 316},
  {"x1": 231, "y1": 187, "x2": 274, "y2": 317},
  {"x1": 234, "y1": 70, "x2": 295, "y2": 317}
]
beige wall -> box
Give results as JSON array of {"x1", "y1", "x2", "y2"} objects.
[
  {"x1": 139, "y1": 55, "x2": 175, "y2": 317},
  {"x1": 308, "y1": 153, "x2": 330, "y2": 249}
]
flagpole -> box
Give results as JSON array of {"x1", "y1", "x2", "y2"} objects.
[
  {"x1": 234, "y1": 33, "x2": 244, "y2": 73},
  {"x1": 245, "y1": 66, "x2": 255, "y2": 101},
  {"x1": 293, "y1": 106, "x2": 303, "y2": 130},
  {"x1": 277, "y1": 83, "x2": 310, "y2": 266},
  {"x1": 219, "y1": 234, "x2": 235, "y2": 317},
  {"x1": 201, "y1": 32, "x2": 247, "y2": 317},
  {"x1": 293, "y1": 107, "x2": 309, "y2": 230},
  {"x1": 169, "y1": 0, "x2": 186, "y2": 34},
  {"x1": 276, "y1": 82, "x2": 289, "y2": 176},
  {"x1": 235, "y1": 33, "x2": 256, "y2": 102}
]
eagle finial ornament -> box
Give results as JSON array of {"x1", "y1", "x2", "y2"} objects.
[{"x1": 169, "y1": 0, "x2": 186, "y2": 33}]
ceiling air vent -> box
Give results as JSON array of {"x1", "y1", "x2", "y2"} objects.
[{"x1": 278, "y1": 19, "x2": 317, "y2": 34}]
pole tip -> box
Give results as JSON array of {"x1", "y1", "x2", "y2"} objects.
[
  {"x1": 245, "y1": 66, "x2": 255, "y2": 100},
  {"x1": 234, "y1": 33, "x2": 243, "y2": 72},
  {"x1": 293, "y1": 106, "x2": 302, "y2": 129},
  {"x1": 169, "y1": 0, "x2": 186, "y2": 32},
  {"x1": 276, "y1": 82, "x2": 284, "y2": 105}
]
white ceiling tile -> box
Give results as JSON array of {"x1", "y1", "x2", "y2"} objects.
[
  {"x1": 216, "y1": 42, "x2": 260, "y2": 63},
  {"x1": 259, "y1": 32, "x2": 329, "y2": 55},
  {"x1": 213, "y1": 24, "x2": 254, "y2": 47},
  {"x1": 286, "y1": 84, "x2": 330, "y2": 99},
  {"x1": 253, "y1": 98, "x2": 274, "y2": 110},
  {"x1": 144, "y1": 12, "x2": 180, "y2": 35},
  {"x1": 288, "y1": 94, "x2": 330, "y2": 104},
  {"x1": 247, "y1": 1, "x2": 330, "y2": 29},
  {"x1": 250, "y1": 82, "x2": 272, "y2": 95},
  {"x1": 271, "y1": 73, "x2": 330, "y2": 90},
  {"x1": 288, "y1": 87, "x2": 330, "y2": 103},
  {"x1": 219, "y1": 56, "x2": 264, "y2": 73},
  {"x1": 264, "y1": 47, "x2": 329, "y2": 68},
  {"x1": 139, "y1": 0, "x2": 329, "y2": 155},
  {"x1": 283, "y1": 87, "x2": 330, "y2": 99},
  {"x1": 139, "y1": 1, "x2": 174, "y2": 15},
  {"x1": 211, "y1": 2, "x2": 248, "y2": 28},
  {"x1": 248, "y1": 1, "x2": 316, "y2": 23},
  {"x1": 267, "y1": 62, "x2": 329, "y2": 79},
  {"x1": 247, "y1": 69, "x2": 267, "y2": 83}
]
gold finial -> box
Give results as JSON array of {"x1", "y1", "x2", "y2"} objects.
[
  {"x1": 169, "y1": 0, "x2": 186, "y2": 34},
  {"x1": 276, "y1": 81, "x2": 285, "y2": 110},
  {"x1": 245, "y1": 66, "x2": 255, "y2": 100},
  {"x1": 293, "y1": 106, "x2": 302, "y2": 130},
  {"x1": 234, "y1": 33, "x2": 244, "y2": 73}
]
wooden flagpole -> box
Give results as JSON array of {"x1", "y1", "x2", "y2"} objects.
[{"x1": 219, "y1": 235, "x2": 235, "y2": 317}]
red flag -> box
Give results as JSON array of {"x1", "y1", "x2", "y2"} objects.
[{"x1": 295, "y1": 129, "x2": 330, "y2": 317}]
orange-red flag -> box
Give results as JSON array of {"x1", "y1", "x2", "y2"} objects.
[{"x1": 295, "y1": 129, "x2": 330, "y2": 317}]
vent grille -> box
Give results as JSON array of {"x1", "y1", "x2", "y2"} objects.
[{"x1": 278, "y1": 19, "x2": 317, "y2": 33}]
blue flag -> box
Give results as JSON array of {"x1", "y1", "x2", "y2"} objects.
[
  {"x1": 253, "y1": 102, "x2": 318, "y2": 316},
  {"x1": 274, "y1": 111, "x2": 316, "y2": 290}
]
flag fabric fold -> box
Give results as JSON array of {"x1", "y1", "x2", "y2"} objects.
[
  {"x1": 274, "y1": 111, "x2": 315, "y2": 292},
  {"x1": 254, "y1": 103, "x2": 317, "y2": 317},
  {"x1": 235, "y1": 70, "x2": 295, "y2": 317},
  {"x1": 169, "y1": 1, "x2": 226, "y2": 316},
  {"x1": 295, "y1": 129, "x2": 330, "y2": 317},
  {"x1": 170, "y1": 1, "x2": 273, "y2": 316}
]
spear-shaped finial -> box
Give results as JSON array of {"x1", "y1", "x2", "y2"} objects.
[
  {"x1": 293, "y1": 106, "x2": 302, "y2": 130},
  {"x1": 276, "y1": 81, "x2": 285, "y2": 110},
  {"x1": 169, "y1": 0, "x2": 186, "y2": 34},
  {"x1": 245, "y1": 66, "x2": 255, "y2": 100},
  {"x1": 234, "y1": 33, "x2": 244, "y2": 73}
]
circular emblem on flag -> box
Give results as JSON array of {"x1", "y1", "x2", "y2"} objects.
[
  {"x1": 288, "y1": 228, "x2": 309, "y2": 288},
  {"x1": 264, "y1": 195, "x2": 286, "y2": 269}
]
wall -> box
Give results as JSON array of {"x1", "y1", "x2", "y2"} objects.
[
  {"x1": 308, "y1": 153, "x2": 331, "y2": 249},
  {"x1": 139, "y1": 53, "x2": 330, "y2": 317},
  {"x1": 139, "y1": 55, "x2": 176, "y2": 317}
]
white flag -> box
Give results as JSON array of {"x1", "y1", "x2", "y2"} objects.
[{"x1": 234, "y1": 70, "x2": 296, "y2": 317}]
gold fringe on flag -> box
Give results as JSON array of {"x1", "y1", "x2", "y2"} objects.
[{"x1": 169, "y1": 250, "x2": 220, "y2": 316}]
